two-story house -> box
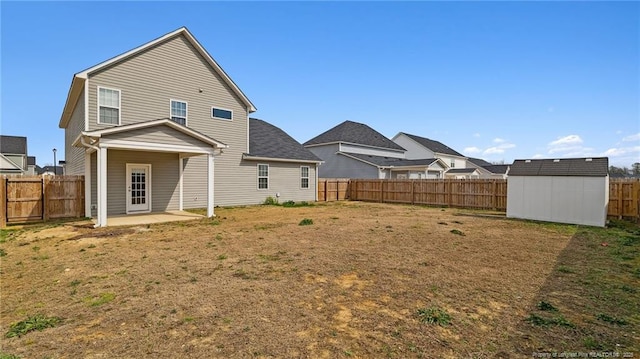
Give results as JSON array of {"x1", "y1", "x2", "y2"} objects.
[
  {"x1": 59, "y1": 27, "x2": 321, "y2": 227},
  {"x1": 0, "y1": 135, "x2": 28, "y2": 175},
  {"x1": 304, "y1": 121, "x2": 447, "y2": 179}
]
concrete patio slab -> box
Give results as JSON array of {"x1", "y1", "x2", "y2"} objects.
[{"x1": 100, "y1": 211, "x2": 205, "y2": 227}]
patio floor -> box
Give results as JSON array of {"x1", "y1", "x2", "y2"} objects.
[{"x1": 101, "y1": 210, "x2": 205, "y2": 227}]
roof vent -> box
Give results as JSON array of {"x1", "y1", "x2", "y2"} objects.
[
  {"x1": 553, "y1": 159, "x2": 560, "y2": 163},
  {"x1": 525, "y1": 159, "x2": 531, "y2": 163},
  {"x1": 585, "y1": 158, "x2": 593, "y2": 162}
]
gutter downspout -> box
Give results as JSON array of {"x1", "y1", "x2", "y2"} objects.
[{"x1": 80, "y1": 136, "x2": 101, "y2": 228}]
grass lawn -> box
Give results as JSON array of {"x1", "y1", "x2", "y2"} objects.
[{"x1": 0, "y1": 201, "x2": 637, "y2": 358}]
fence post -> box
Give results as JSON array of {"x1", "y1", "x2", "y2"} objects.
[
  {"x1": 379, "y1": 180, "x2": 384, "y2": 203},
  {"x1": 492, "y1": 180, "x2": 497, "y2": 211},
  {"x1": 618, "y1": 183, "x2": 624, "y2": 220},
  {"x1": 0, "y1": 177, "x2": 6, "y2": 229},
  {"x1": 42, "y1": 176, "x2": 50, "y2": 221},
  {"x1": 411, "y1": 180, "x2": 415, "y2": 205},
  {"x1": 447, "y1": 180, "x2": 452, "y2": 207}
]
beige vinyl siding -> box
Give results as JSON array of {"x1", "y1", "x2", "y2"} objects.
[
  {"x1": 104, "y1": 126, "x2": 214, "y2": 148},
  {"x1": 339, "y1": 143, "x2": 404, "y2": 158},
  {"x1": 91, "y1": 152, "x2": 97, "y2": 217},
  {"x1": 236, "y1": 161, "x2": 317, "y2": 204},
  {"x1": 86, "y1": 33, "x2": 259, "y2": 206},
  {"x1": 64, "y1": 87, "x2": 86, "y2": 175},
  {"x1": 182, "y1": 156, "x2": 208, "y2": 209},
  {"x1": 90, "y1": 150, "x2": 180, "y2": 215}
]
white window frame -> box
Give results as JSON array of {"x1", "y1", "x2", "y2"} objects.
[
  {"x1": 170, "y1": 99, "x2": 188, "y2": 126},
  {"x1": 450, "y1": 159, "x2": 455, "y2": 168},
  {"x1": 97, "y1": 86, "x2": 121, "y2": 125},
  {"x1": 300, "y1": 166, "x2": 310, "y2": 189},
  {"x1": 257, "y1": 164, "x2": 269, "y2": 190},
  {"x1": 211, "y1": 106, "x2": 233, "y2": 121}
]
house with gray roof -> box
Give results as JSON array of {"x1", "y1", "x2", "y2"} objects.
[
  {"x1": 0, "y1": 135, "x2": 28, "y2": 175},
  {"x1": 392, "y1": 132, "x2": 468, "y2": 170},
  {"x1": 59, "y1": 27, "x2": 320, "y2": 227},
  {"x1": 467, "y1": 157, "x2": 510, "y2": 179},
  {"x1": 507, "y1": 157, "x2": 609, "y2": 227},
  {"x1": 304, "y1": 121, "x2": 446, "y2": 179}
]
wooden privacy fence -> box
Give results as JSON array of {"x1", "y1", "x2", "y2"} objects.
[
  {"x1": 348, "y1": 179, "x2": 508, "y2": 211},
  {"x1": 1, "y1": 175, "x2": 85, "y2": 227},
  {"x1": 318, "y1": 178, "x2": 350, "y2": 201},
  {"x1": 608, "y1": 179, "x2": 640, "y2": 220}
]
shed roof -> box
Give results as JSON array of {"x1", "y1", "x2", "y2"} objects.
[
  {"x1": 509, "y1": 157, "x2": 608, "y2": 177},
  {"x1": 304, "y1": 121, "x2": 405, "y2": 151},
  {"x1": 0, "y1": 135, "x2": 27, "y2": 155},
  {"x1": 398, "y1": 132, "x2": 465, "y2": 157},
  {"x1": 246, "y1": 118, "x2": 321, "y2": 162}
]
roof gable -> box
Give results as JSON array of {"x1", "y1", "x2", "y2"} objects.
[
  {"x1": 0, "y1": 135, "x2": 27, "y2": 155},
  {"x1": 509, "y1": 157, "x2": 608, "y2": 177},
  {"x1": 304, "y1": 121, "x2": 405, "y2": 151},
  {"x1": 60, "y1": 27, "x2": 256, "y2": 128},
  {"x1": 338, "y1": 152, "x2": 444, "y2": 168},
  {"x1": 0, "y1": 154, "x2": 23, "y2": 172},
  {"x1": 399, "y1": 132, "x2": 465, "y2": 158},
  {"x1": 247, "y1": 118, "x2": 321, "y2": 162}
]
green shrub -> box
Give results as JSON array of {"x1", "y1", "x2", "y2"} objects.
[
  {"x1": 299, "y1": 218, "x2": 313, "y2": 226},
  {"x1": 263, "y1": 196, "x2": 278, "y2": 205},
  {"x1": 416, "y1": 306, "x2": 451, "y2": 326},
  {"x1": 5, "y1": 314, "x2": 61, "y2": 338}
]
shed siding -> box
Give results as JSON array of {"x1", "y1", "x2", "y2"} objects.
[
  {"x1": 102, "y1": 150, "x2": 179, "y2": 215},
  {"x1": 64, "y1": 91, "x2": 86, "y2": 175},
  {"x1": 339, "y1": 143, "x2": 404, "y2": 158},
  {"x1": 507, "y1": 175, "x2": 608, "y2": 227}
]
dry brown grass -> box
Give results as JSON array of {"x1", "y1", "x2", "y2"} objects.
[{"x1": 0, "y1": 202, "x2": 580, "y2": 358}]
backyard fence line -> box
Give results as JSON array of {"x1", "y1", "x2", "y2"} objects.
[
  {"x1": 319, "y1": 178, "x2": 640, "y2": 221},
  {"x1": 1, "y1": 175, "x2": 85, "y2": 228}
]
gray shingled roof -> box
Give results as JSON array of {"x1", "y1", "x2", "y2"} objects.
[
  {"x1": 0, "y1": 135, "x2": 27, "y2": 155},
  {"x1": 483, "y1": 164, "x2": 509, "y2": 175},
  {"x1": 400, "y1": 132, "x2": 465, "y2": 157},
  {"x1": 509, "y1": 157, "x2": 608, "y2": 177},
  {"x1": 247, "y1": 118, "x2": 321, "y2": 162},
  {"x1": 304, "y1": 121, "x2": 405, "y2": 151},
  {"x1": 339, "y1": 152, "x2": 440, "y2": 168},
  {"x1": 467, "y1": 157, "x2": 493, "y2": 167},
  {"x1": 446, "y1": 168, "x2": 478, "y2": 174}
]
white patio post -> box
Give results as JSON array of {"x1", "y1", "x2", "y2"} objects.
[
  {"x1": 84, "y1": 151, "x2": 92, "y2": 218},
  {"x1": 178, "y1": 156, "x2": 184, "y2": 211},
  {"x1": 207, "y1": 153, "x2": 215, "y2": 217},
  {"x1": 96, "y1": 147, "x2": 108, "y2": 227}
]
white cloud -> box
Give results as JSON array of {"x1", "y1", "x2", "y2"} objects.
[
  {"x1": 622, "y1": 133, "x2": 640, "y2": 142},
  {"x1": 549, "y1": 135, "x2": 583, "y2": 147},
  {"x1": 602, "y1": 146, "x2": 640, "y2": 157},
  {"x1": 463, "y1": 146, "x2": 482, "y2": 154},
  {"x1": 493, "y1": 138, "x2": 506, "y2": 144},
  {"x1": 473, "y1": 133, "x2": 481, "y2": 138},
  {"x1": 483, "y1": 143, "x2": 516, "y2": 155},
  {"x1": 532, "y1": 154, "x2": 544, "y2": 159}
]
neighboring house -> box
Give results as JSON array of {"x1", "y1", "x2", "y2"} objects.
[
  {"x1": 337, "y1": 153, "x2": 447, "y2": 179},
  {"x1": 444, "y1": 168, "x2": 481, "y2": 179},
  {"x1": 26, "y1": 156, "x2": 37, "y2": 175},
  {"x1": 59, "y1": 27, "x2": 320, "y2": 227},
  {"x1": 304, "y1": 120, "x2": 409, "y2": 179},
  {"x1": 467, "y1": 157, "x2": 510, "y2": 179},
  {"x1": 507, "y1": 157, "x2": 609, "y2": 227},
  {"x1": 37, "y1": 165, "x2": 64, "y2": 176},
  {"x1": 392, "y1": 132, "x2": 468, "y2": 170},
  {"x1": 0, "y1": 135, "x2": 28, "y2": 175}
]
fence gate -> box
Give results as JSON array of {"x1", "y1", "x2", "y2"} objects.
[{"x1": 5, "y1": 177, "x2": 44, "y2": 223}]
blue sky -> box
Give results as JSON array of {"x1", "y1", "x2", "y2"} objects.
[{"x1": 1, "y1": 1, "x2": 639, "y2": 167}]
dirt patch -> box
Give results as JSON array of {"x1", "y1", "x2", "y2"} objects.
[{"x1": 0, "y1": 201, "x2": 587, "y2": 358}]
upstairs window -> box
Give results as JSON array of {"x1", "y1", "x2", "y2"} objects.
[
  {"x1": 170, "y1": 100, "x2": 187, "y2": 125},
  {"x1": 98, "y1": 87, "x2": 120, "y2": 125},
  {"x1": 301, "y1": 166, "x2": 310, "y2": 189},
  {"x1": 212, "y1": 107, "x2": 232, "y2": 120},
  {"x1": 450, "y1": 160, "x2": 455, "y2": 168},
  {"x1": 258, "y1": 164, "x2": 269, "y2": 189}
]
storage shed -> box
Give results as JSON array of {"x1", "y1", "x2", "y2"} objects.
[{"x1": 507, "y1": 157, "x2": 609, "y2": 227}]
